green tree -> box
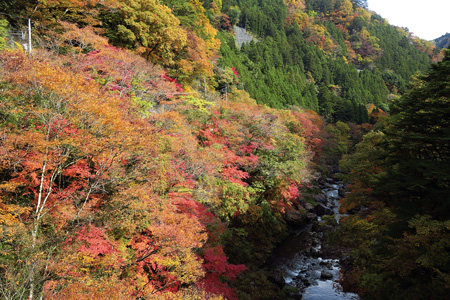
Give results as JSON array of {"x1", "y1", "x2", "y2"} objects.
[
  {"x1": 337, "y1": 49, "x2": 450, "y2": 300},
  {"x1": 381, "y1": 50, "x2": 450, "y2": 218}
]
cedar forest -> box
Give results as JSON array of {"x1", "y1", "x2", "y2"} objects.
[{"x1": 0, "y1": 0, "x2": 448, "y2": 299}]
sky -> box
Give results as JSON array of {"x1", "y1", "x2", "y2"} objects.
[{"x1": 367, "y1": 0, "x2": 450, "y2": 40}]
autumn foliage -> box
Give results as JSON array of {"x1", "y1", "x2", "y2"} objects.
[
  {"x1": 283, "y1": 0, "x2": 441, "y2": 64},
  {"x1": 0, "y1": 20, "x2": 323, "y2": 298}
]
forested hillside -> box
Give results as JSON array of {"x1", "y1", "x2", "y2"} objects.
[
  {"x1": 335, "y1": 49, "x2": 450, "y2": 300},
  {"x1": 0, "y1": 37, "x2": 323, "y2": 299},
  {"x1": 218, "y1": 0, "x2": 442, "y2": 122},
  {"x1": 435, "y1": 32, "x2": 450, "y2": 49},
  {"x1": 0, "y1": 0, "x2": 448, "y2": 299}
]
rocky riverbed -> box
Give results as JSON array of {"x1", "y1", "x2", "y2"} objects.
[{"x1": 269, "y1": 176, "x2": 359, "y2": 300}]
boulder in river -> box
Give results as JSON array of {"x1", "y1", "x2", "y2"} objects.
[
  {"x1": 284, "y1": 209, "x2": 308, "y2": 226},
  {"x1": 314, "y1": 204, "x2": 333, "y2": 216},
  {"x1": 320, "y1": 260, "x2": 333, "y2": 270},
  {"x1": 306, "y1": 212, "x2": 317, "y2": 221},
  {"x1": 310, "y1": 247, "x2": 321, "y2": 257},
  {"x1": 314, "y1": 193, "x2": 327, "y2": 203},
  {"x1": 320, "y1": 270, "x2": 333, "y2": 280},
  {"x1": 325, "y1": 177, "x2": 337, "y2": 184}
]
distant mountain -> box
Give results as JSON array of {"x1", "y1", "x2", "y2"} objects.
[{"x1": 434, "y1": 33, "x2": 450, "y2": 49}]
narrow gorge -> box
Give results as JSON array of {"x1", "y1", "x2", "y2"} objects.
[{"x1": 269, "y1": 176, "x2": 359, "y2": 300}]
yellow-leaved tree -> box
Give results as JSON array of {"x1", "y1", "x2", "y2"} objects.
[{"x1": 104, "y1": 0, "x2": 187, "y2": 65}]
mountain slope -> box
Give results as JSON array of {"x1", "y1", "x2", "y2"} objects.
[
  {"x1": 435, "y1": 32, "x2": 450, "y2": 49},
  {"x1": 217, "y1": 0, "x2": 442, "y2": 123}
]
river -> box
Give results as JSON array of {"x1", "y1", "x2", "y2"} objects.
[{"x1": 270, "y1": 178, "x2": 359, "y2": 300}]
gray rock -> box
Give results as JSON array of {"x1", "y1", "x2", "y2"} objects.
[
  {"x1": 284, "y1": 210, "x2": 307, "y2": 226},
  {"x1": 311, "y1": 237, "x2": 321, "y2": 246},
  {"x1": 325, "y1": 177, "x2": 336, "y2": 184},
  {"x1": 310, "y1": 248, "x2": 321, "y2": 257},
  {"x1": 304, "y1": 202, "x2": 315, "y2": 211},
  {"x1": 321, "y1": 271, "x2": 333, "y2": 280},
  {"x1": 320, "y1": 260, "x2": 333, "y2": 269},
  {"x1": 314, "y1": 193, "x2": 327, "y2": 203},
  {"x1": 306, "y1": 212, "x2": 317, "y2": 221},
  {"x1": 314, "y1": 204, "x2": 333, "y2": 216}
]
